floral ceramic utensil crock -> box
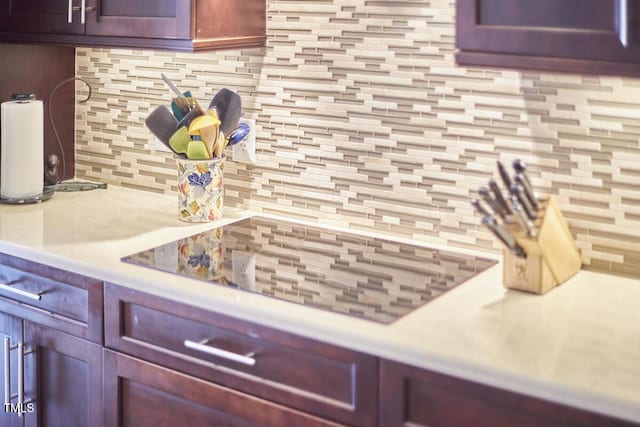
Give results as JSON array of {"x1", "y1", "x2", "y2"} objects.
[{"x1": 177, "y1": 156, "x2": 224, "y2": 222}]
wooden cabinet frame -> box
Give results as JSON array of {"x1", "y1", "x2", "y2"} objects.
[
  {"x1": 456, "y1": 0, "x2": 640, "y2": 76},
  {"x1": 0, "y1": 0, "x2": 266, "y2": 52}
]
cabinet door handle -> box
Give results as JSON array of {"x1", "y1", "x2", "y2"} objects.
[
  {"x1": 3, "y1": 339, "x2": 34, "y2": 418},
  {"x1": 617, "y1": 0, "x2": 630, "y2": 47},
  {"x1": 0, "y1": 283, "x2": 42, "y2": 301},
  {"x1": 16, "y1": 342, "x2": 23, "y2": 418},
  {"x1": 184, "y1": 339, "x2": 256, "y2": 366},
  {"x1": 3, "y1": 337, "x2": 10, "y2": 407},
  {"x1": 68, "y1": 0, "x2": 81, "y2": 23},
  {"x1": 81, "y1": 0, "x2": 97, "y2": 24}
]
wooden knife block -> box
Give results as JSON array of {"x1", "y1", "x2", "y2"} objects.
[{"x1": 502, "y1": 196, "x2": 581, "y2": 294}]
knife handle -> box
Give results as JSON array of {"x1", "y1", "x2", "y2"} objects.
[
  {"x1": 161, "y1": 73, "x2": 184, "y2": 98},
  {"x1": 478, "y1": 187, "x2": 508, "y2": 220},
  {"x1": 488, "y1": 180, "x2": 513, "y2": 216},
  {"x1": 471, "y1": 199, "x2": 491, "y2": 217},
  {"x1": 512, "y1": 158, "x2": 527, "y2": 174},
  {"x1": 510, "y1": 196, "x2": 536, "y2": 238},
  {"x1": 514, "y1": 173, "x2": 540, "y2": 211},
  {"x1": 510, "y1": 184, "x2": 537, "y2": 221},
  {"x1": 512, "y1": 159, "x2": 541, "y2": 205}
]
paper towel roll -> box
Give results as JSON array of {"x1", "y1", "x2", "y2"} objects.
[{"x1": 1, "y1": 100, "x2": 44, "y2": 199}]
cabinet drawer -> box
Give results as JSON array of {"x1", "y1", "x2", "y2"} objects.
[
  {"x1": 0, "y1": 253, "x2": 103, "y2": 343},
  {"x1": 105, "y1": 283, "x2": 377, "y2": 427},
  {"x1": 379, "y1": 360, "x2": 637, "y2": 427},
  {"x1": 104, "y1": 350, "x2": 343, "y2": 427}
]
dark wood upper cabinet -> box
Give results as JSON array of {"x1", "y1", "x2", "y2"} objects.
[
  {"x1": 456, "y1": 0, "x2": 640, "y2": 76},
  {"x1": 0, "y1": 0, "x2": 266, "y2": 52},
  {"x1": 0, "y1": 0, "x2": 83, "y2": 34}
]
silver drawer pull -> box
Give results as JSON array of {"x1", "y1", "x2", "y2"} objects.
[
  {"x1": 184, "y1": 339, "x2": 256, "y2": 366},
  {"x1": 0, "y1": 283, "x2": 41, "y2": 301}
]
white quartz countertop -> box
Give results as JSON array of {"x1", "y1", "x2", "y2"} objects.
[{"x1": 0, "y1": 185, "x2": 639, "y2": 423}]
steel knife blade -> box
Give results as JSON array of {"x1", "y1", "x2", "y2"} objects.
[
  {"x1": 482, "y1": 215, "x2": 527, "y2": 258},
  {"x1": 497, "y1": 160, "x2": 513, "y2": 191}
]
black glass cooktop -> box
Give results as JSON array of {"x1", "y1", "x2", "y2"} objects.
[{"x1": 122, "y1": 217, "x2": 497, "y2": 324}]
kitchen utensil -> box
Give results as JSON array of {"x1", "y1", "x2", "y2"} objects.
[
  {"x1": 162, "y1": 73, "x2": 183, "y2": 97},
  {"x1": 488, "y1": 179, "x2": 513, "y2": 216},
  {"x1": 214, "y1": 130, "x2": 225, "y2": 158},
  {"x1": 189, "y1": 114, "x2": 221, "y2": 159},
  {"x1": 509, "y1": 195, "x2": 536, "y2": 238},
  {"x1": 512, "y1": 159, "x2": 541, "y2": 209},
  {"x1": 145, "y1": 105, "x2": 179, "y2": 149},
  {"x1": 161, "y1": 74, "x2": 200, "y2": 117},
  {"x1": 170, "y1": 90, "x2": 193, "y2": 121},
  {"x1": 471, "y1": 199, "x2": 492, "y2": 217},
  {"x1": 478, "y1": 186, "x2": 507, "y2": 221},
  {"x1": 176, "y1": 108, "x2": 203, "y2": 131},
  {"x1": 497, "y1": 160, "x2": 513, "y2": 191},
  {"x1": 509, "y1": 183, "x2": 537, "y2": 220},
  {"x1": 169, "y1": 127, "x2": 190, "y2": 154},
  {"x1": 514, "y1": 172, "x2": 540, "y2": 211},
  {"x1": 186, "y1": 139, "x2": 210, "y2": 160},
  {"x1": 227, "y1": 122, "x2": 250, "y2": 146},
  {"x1": 209, "y1": 88, "x2": 242, "y2": 136},
  {"x1": 482, "y1": 215, "x2": 526, "y2": 258}
]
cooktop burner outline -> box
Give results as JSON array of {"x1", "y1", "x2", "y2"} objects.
[{"x1": 121, "y1": 217, "x2": 497, "y2": 324}]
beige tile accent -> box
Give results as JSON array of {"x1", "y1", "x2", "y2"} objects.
[{"x1": 76, "y1": 1, "x2": 640, "y2": 278}]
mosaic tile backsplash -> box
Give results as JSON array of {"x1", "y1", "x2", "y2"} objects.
[{"x1": 75, "y1": 0, "x2": 640, "y2": 277}]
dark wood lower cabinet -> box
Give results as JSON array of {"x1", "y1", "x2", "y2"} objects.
[
  {"x1": 104, "y1": 282, "x2": 377, "y2": 426},
  {"x1": 379, "y1": 359, "x2": 638, "y2": 427},
  {"x1": 0, "y1": 315, "x2": 102, "y2": 427},
  {"x1": 24, "y1": 321, "x2": 103, "y2": 427},
  {"x1": 103, "y1": 349, "x2": 343, "y2": 427},
  {"x1": 2, "y1": 256, "x2": 638, "y2": 426},
  {"x1": 1, "y1": 312, "x2": 23, "y2": 427}
]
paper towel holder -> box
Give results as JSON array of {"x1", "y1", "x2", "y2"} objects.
[
  {"x1": 46, "y1": 76, "x2": 92, "y2": 185},
  {"x1": 11, "y1": 93, "x2": 36, "y2": 102},
  {"x1": 44, "y1": 77, "x2": 106, "y2": 192}
]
